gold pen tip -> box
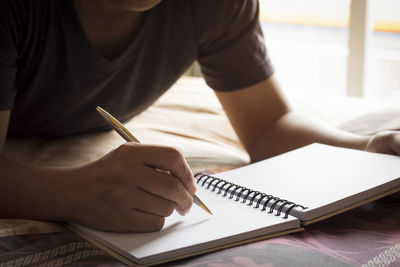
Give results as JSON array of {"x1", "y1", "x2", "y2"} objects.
[
  {"x1": 200, "y1": 204, "x2": 213, "y2": 215},
  {"x1": 193, "y1": 194, "x2": 212, "y2": 215}
]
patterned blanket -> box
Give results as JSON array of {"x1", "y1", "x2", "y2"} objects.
[{"x1": 1, "y1": 193, "x2": 399, "y2": 266}]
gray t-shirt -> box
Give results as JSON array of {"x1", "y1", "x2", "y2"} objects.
[{"x1": 0, "y1": 0, "x2": 274, "y2": 137}]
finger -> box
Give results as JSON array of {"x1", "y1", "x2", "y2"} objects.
[
  {"x1": 135, "y1": 144, "x2": 197, "y2": 194},
  {"x1": 137, "y1": 166, "x2": 193, "y2": 215},
  {"x1": 130, "y1": 188, "x2": 175, "y2": 217},
  {"x1": 124, "y1": 210, "x2": 166, "y2": 232},
  {"x1": 74, "y1": 206, "x2": 165, "y2": 233}
]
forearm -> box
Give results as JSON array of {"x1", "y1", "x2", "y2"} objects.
[
  {"x1": 0, "y1": 156, "x2": 74, "y2": 221},
  {"x1": 248, "y1": 111, "x2": 370, "y2": 162}
]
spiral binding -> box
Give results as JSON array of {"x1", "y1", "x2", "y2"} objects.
[{"x1": 195, "y1": 173, "x2": 307, "y2": 219}]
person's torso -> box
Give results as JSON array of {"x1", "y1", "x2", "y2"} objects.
[{"x1": 8, "y1": 0, "x2": 197, "y2": 137}]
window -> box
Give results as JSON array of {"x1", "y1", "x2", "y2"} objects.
[{"x1": 259, "y1": 0, "x2": 400, "y2": 100}]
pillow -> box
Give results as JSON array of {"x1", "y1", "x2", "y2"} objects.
[{"x1": 339, "y1": 108, "x2": 400, "y2": 135}]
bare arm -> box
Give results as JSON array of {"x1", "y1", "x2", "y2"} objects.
[
  {"x1": 0, "y1": 111, "x2": 196, "y2": 232},
  {"x1": 215, "y1": 75, "x2": 400, "y2": 162}
]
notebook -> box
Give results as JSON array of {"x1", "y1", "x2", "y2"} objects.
[{"x1": 72, "y1": 143, "x2": 400, "y2": 266}]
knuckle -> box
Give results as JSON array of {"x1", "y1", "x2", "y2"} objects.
[
  {"x1": 166, "y1": 146, "x2": 184, "y2": 160},
  {"x1": 117, "y1": 142, "x2": 139, "y2": 154},
  {"x1": 117, "y1": 142, "x2": 130, "y2": 152}
]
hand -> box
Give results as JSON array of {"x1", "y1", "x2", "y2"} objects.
[
  {"x1": 365, "y1": 131, "x2": 400, "y2": 156},
  {"x1": 64, "y1": 142, "x2": 196, "y2": 232}
]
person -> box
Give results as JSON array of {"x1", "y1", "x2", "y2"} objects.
[{"x1": 0, "y1": 0, "x2": 399, "y2": 233}]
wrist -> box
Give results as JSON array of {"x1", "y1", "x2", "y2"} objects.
[{"x1": 34, "y1": 166, "x2": 80, "y2": 222}]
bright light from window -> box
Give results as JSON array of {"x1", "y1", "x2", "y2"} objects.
[{"x1": 259, "y1": 0, "x2": 400, "y2": 100}]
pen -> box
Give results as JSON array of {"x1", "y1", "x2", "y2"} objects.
[{"x1": 96, "y1": 106, "x2": 212, "y2": 215}]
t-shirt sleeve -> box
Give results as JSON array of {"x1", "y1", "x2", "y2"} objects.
[
  {"x1": 193, "y1": 0, "x2": 274, "y2": 92},
  {"x1": 0, "y1": 12, "x2": 18, "y2": 110}
]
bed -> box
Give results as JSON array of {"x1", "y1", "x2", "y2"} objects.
[{"x1": 1, "y1": 77, "x2": 399, "y2": 266}]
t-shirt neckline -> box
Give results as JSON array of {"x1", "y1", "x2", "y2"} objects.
[{"x1": 63, "y1": 0, "x2": 158, "y2": 72}]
